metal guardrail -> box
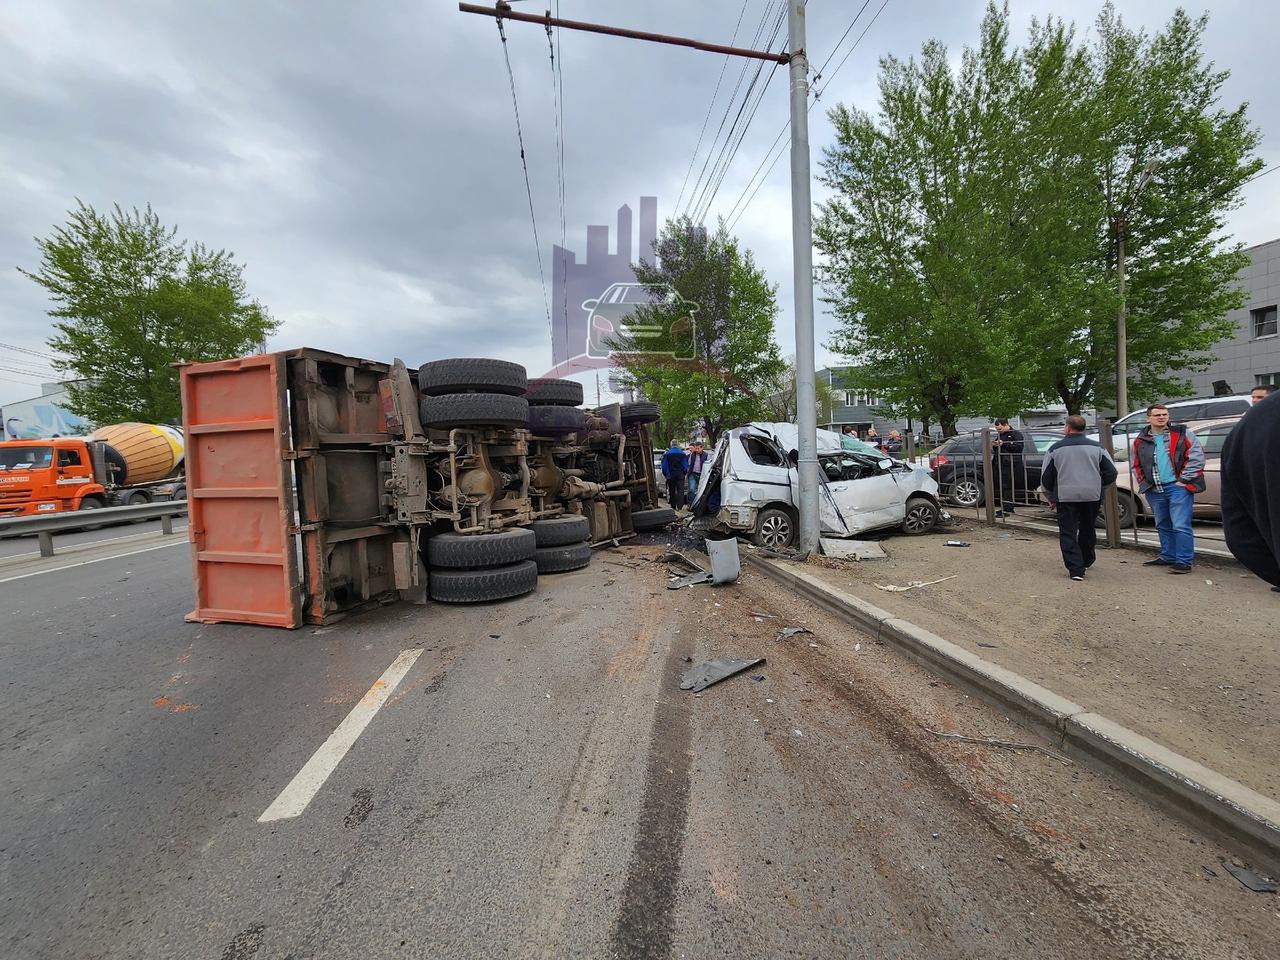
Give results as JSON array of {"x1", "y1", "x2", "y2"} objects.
[{"x1": 0, "y1": 501, "x2": 188, "y2": 557}]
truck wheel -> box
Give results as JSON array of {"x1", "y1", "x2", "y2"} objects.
[
  {"x1": 526, "y1": 378, "x2": 584, "y2": 406},
  {"x1": 632, "y1": 506, "x2": 676, "y2": 531},
  {"x1": 527, "y1": 404, "x2": 585, "y2": 435},
  {"x1": 530, "y1": 516, "x2": 591, "y2": 547},
  {"x1": 752, "y1": 507, "x2": 795, "y2": 549},
  {"x1": 620, "y1": 401, "x2": 661, "y2": 425},
  {"x1": 426, "y1": 528, "x2": 536, "y2": 568},
  {"x1": 533, "y1": 541, "x2": 592, "y2": 574},
  {"x1": 429, "y1": 560, "x2": 538, "y2": 603},
  {"x1": 418, "y1": 358, "x2": 528, "y2": 397},
  {"x1": 419, "y1": 392, "x2": 528, "y2": 429},
  {"x1": 78, "y1": 497, "x2": 105, "y2": 510},
  {"x1": 171, "y1": 485, "x2": 187, "y2": 501},
  {"x1": 901, "y1": 497, "x2": 939, "y2": 534},
  {"x1": 123, "y1": 490, "x2": 152, "y2": 506}
]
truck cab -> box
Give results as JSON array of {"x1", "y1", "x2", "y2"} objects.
[{"x1": 0, "y1": 438, "x2": 105, "y2": 517}]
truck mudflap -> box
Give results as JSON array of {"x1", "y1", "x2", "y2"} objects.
[{"x1": 181, "y1": 354, "x2": 303, "y2": 628}]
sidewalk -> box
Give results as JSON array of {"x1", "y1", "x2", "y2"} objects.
[{"x1": 794, "y1": 523, "x2": 1279, "y2": 800}]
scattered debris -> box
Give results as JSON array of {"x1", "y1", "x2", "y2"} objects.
[
  {"x1": 920, "y1": 726, "x2": 1073, "y2": 766},
  {"x1": 1204, "y1": 579, "x2": 1214, "y2": 586},
  {"x1": 488, "y1": 634, "x2": 501, "y2": 639},
  {"x1": 793, "y1": 729, "x2": 803, "y2": 737},
  {"x1": 1220, "y1": 859, "x2": 1277, "y2": 893},
  {"x1": 751, "y1": 675, "x2": 766, "y2": 682},
  {"x1": 977, "y1": 642, "x2": 998, "y2": 649},
  {"x1": 668, "y1": 570, "x2": 713, "y2": 590},
  {"x1": 778, "y1": 626, "x2": 813, "y2": 639},
  {"x1": 680, "y1": 657, "x2": 767, "y2": 693},
  {"x1": 680, "y1": 656, "x2": 693, "y2": 663},
  {"x1": 706, "y1": 537, "x2": 742, "y2": 584},
  {"x1": 1201, "y1": 865, "x2": 1218, "y2": 879},
  {"x1": 874, "y1": 575, "x2": 958, "y2": 592},
  {"x1": 820, "y1": 538, "x2": 888, "y2": 561},
  {"x1": 944, "y1": 540, "x2": 971, "y2": 548},
  {"x1": 750, "y1": 612, "x2": 777, "y2": 620},
  {"x1": 854, "y1": 643, "x2": 861, "y2": 652}
]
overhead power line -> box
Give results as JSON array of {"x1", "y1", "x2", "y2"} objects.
[
  {"x1": 495, "y1": 15, "x2": 553, "y2": 335},
  {"x1": 1243, "y1": 162, "x2": 1280, "y2": 186},
  {"x1": 674, "y1": 0, "x2": 750, "y2": 214},
  {"x1": 0, "y1": 341, "x2": 61, "y2": 362}
]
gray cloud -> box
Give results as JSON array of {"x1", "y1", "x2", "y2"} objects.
[{"x1": 2, "y1": 0, "x2": 1275, "y2": 406}]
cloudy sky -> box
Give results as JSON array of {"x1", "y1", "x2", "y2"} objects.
[{"x1": 1, "y1": 0, "x2": 1276, "y2": 407}]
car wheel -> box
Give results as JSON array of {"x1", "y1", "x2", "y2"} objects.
[
  {"x1": 632, "y1": 506, "x2": 676, "y2": 531},
  {"x1": 419, "y1": 392, "x2": 529, "y2": 429},
  {"x1": 1095, "y1": 491, "x2": 1138, "y2": 530},
  {"x1": 426, "y1": 528, "x2": 536, "y2": 568},
  {"x1": 527, "y1": 404, "x2": 586, "y2": 436},
  {"x1": 533, "y1": 542, "x2": 592, "y2": 574},
  {"x1": 530, "y1": 516, "x2": 591, "y2": 547},
  {"x1": 752, "y1": 507, "x2": 795, "y2": 550},
  {"x1": 901, "y1": 497, "x2": 940, "y2": 534},
  {"x1": 950, "y1": 477, "x2": 984, "y2": 508},
  {"x1": 428, "y1": 560, "x2": 539, "y2": 603},
  {"x1": 526, "y1": 378, "x2": 585, "y2": 406},
  {"x1": 417, "y1": 358, "x2": 528, "y2": 397},
  {"x1": 620, "y1": 401, "x2": 661, "y2": 425}
]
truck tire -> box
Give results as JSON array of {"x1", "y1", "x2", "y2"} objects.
[
  {"x1": 426, "y1": 528, "x2": 536, "y2": 569},
  {"x1": 123, "y1": 490, "x2": 152, "y2": 506},
  {"x1": 620, "y1": 401, "x2": 661, "y2": 424},
  {"x1": 632, "y1": 506, "x2": 677, "y2": 531},
  {"x1": 419, "y1": 392, "x2": 528, "y2": 429},
  {"x1": 533, "y1": 541, "x2": 592, "y2": 574},
  {"x1": 418, "y1": 358, "x2": 527, "y2": 397},
  {"x1": 527, "y1": 404, "x2": 585, "y2": 435},
  {"x1": 78, "y1": 497, "x2": 105, "y2": 510},
  {"x1": 526, "y1": 378, "x2": 584, "y2": 406},
  {"x1": 530, "y1": 515, "x2": 591, "y2": 547},
  {"x1": 171, "y1": 484, "x2": 187, "y2": 501},
  {"x1": 429, "y1": 560, "x2": 538, "y2": 603}
]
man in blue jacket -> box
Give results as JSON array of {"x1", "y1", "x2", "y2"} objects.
[
  {"x1": 661, "y1": 439, "x2": 689, "y2": 510},
  {"x1": 1130, "y1": 403, "x2": 1206, "y2": 574},
  {"x1": 1040, "y1": 415, "x2": 1118, "y2": 581}
]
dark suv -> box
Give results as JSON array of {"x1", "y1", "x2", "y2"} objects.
[{"x1": 929, "y1": 431, "x2": 1064, "y2": 508}]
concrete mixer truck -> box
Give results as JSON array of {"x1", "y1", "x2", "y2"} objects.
[{"x1": 0, "y1": 422, "x2": 186, "y2": 518}]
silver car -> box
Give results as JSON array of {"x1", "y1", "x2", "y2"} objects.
[{"x1": 689, "y1": 422, "x2": 945, "y2": 549}]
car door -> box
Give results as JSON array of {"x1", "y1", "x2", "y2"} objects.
[
  {"x1": 1189, "y1": 424, "x2": 1231, "y2": 516},
  {"x1": 823, "y1": 454, "x2": 904, "y2": 534}
]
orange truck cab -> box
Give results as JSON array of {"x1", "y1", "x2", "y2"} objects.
[{"x1": 0, "y1": 438, "x2": 108, "y2": 517}]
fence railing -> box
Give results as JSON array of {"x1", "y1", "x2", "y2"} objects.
[{"x1": 0, "y1": 501, "x2": 188, "y2": 558}]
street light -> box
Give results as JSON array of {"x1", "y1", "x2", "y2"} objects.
[{"x1": 1115, "y1": 159, "x2": 1159, "y2": 418}]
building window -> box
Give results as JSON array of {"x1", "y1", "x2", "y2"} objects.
[
  {"x1": 1253, "y1": 305, "x2": 1278, "y2": 338},
  {"x1": 1257, "y1": 373, "x2": 1280, "y2": 387},
  {"x1": 844, "y1": 391, "x2": 858, "y2": 406}
]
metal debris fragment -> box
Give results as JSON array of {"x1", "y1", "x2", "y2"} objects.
[
  {"x1": 873, "y1": 575, "x2": 957, "y2": 592},
  {"x1": 679, "y1": 657, "x2": 767, "y2": 693},
  {"x1": 921, "y1": 726, "x2": 1073, "y2": 766}
]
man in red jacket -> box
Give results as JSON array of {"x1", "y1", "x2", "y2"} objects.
[{"x1": 1130, "y1": 403, "x2": 1205, "y2": 574}]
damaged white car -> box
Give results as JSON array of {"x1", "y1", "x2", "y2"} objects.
[{"x1": 689, "y1": 422, "x2": 946, "y2": 549}]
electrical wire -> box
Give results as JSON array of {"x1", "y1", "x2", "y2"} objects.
[
  {"x1": 0, "y1": 341, "x2": 61, "y2": 362},
  {"x1": 496, "y1": 15, "x2": 553, "y2": 335},
  {"x1": 812, "y1": 0, "x2": 891, "y2": 101},
  {"x1": 682, "y1": 1, "x2": 781, "y2": 218},
  {"x1": 810, "y1": 0, "x2": 873, "y2": 85},
  {"x1": 689, "y1": 1, "x2": 787, "y2": 223},
  {"x1": 674, "y1": 0, "x2": 750, "y2": 214},
  {"x1": 1243, "y1": 162, "x2": 1280, "y2": 186}
]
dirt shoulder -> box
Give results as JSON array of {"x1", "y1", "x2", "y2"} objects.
[{"x1": 790, "y1": 521, "x2": 1280, "y2": 799}]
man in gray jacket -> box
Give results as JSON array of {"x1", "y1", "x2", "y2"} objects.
[{"x1": 1040, "y1": 415, "x2": 1118, "y2": 581}]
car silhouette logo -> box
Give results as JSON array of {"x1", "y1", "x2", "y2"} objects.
[{"x1": 582, "y1": 282, "x2": 699, "y2": 359}]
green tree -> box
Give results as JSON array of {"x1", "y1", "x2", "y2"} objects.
[
  {"x1": 815, "y1": 3, "x2": 1260, "y2": 428},
  {"x1": 21, "y1": 201, "x2": 277, "y2": 424},
  {"x1": 609, "y1": 216, "x2": 785, "y2": 443},
  {"x1": 762, "y1": 355, "x2": 838, "y2": 424}
]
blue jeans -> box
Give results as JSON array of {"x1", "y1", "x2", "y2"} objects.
[
  {"x1": 688, "y1": 473, "x2": 701, "y2": 501},
  {"x1": 1147, "y1": 485, "x2": 1194, "y2": 565}
]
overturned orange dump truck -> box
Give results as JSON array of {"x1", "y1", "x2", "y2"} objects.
[{"x1": 180, "y1": 349, "x2": 667, "y2": 629}]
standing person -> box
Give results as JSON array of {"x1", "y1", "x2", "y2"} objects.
[
  {"x1": 1221, "y1": 391, "x2": 1280, "y2": 590},
  {"x1": 1131, "y1": 403, "x2": 1205, "y2": 573},
  {"x1": 661, "y1": 439, "x2": 688, "y2": 510},
  {"x1": 991, "y1": 418, "x2": 1025, "y2": 517},
  {"x1": 884, "y1": 430, "x2": 904, "y2": 454},
  {"x1": 1250, "y1": 383, "x2": 1277, "y2": 405},
  {"x1": 866, "y1": 426, "x2": 880, "y2": 449},
  {"x1": 1040, "y1": 416, "x2": 1117, "y2": 581},
  {"x1": 686, "y1": 440, "x2": 707, "y2": 503}
]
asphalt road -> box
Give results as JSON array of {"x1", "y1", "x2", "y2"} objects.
[
  {"x1": 1, "y1": 539, "x2": 1275, "y2": 959},
  {"x1": 0, "y1": 516, "x2": 188, "y2": 559}
]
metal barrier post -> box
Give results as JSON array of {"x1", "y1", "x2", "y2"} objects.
[
  {"x1": 1099, "y1": 419, "x2": 1121, "y2": 547},
  {"x1": 906, "y1": 432, "x2": 916, "y2": 464},
  {"x1": 38, "y1": 531, "x2": 55, "y2": 558},
  {"x1": 162, "y1": 513, "x2": 173, "y2": 535},
  {"x1": 981, "y1": 428, "x2": 997, "y2": 524}
]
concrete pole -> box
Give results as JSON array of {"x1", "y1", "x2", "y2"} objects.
[
  {"x1": 1115, "y1": 219, "x2": 1128, "y2": 420},
  {"x1": 788, "y1": 0, "x2": 819, "y2": 554}
]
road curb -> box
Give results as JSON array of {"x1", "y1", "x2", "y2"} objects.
[{"x1": 744, "y1": 553, "x2": 1280, "y2": 873}]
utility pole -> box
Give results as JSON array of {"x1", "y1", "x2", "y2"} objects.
[
  {"x1": 459, "y1": 2, "x2": 823, "y2": 549},
  {"x1": 787, "y1": 1, "x2": 818, "y2": 555},
  {"x1": 1114, "y1": 160, "x2": 1158, "y2": 419}
]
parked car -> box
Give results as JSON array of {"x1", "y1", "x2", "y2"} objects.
[
  {"x1": 690, "y1": 422, "x2": 946, "y2": 549},
  {"x1": 928, "y1": 430, "x2": 1066, "y2": 508},
  {"x1": 1089, "y1": 394, "x2": 1252, "y2": 454},
  {"x1": 1098, "y1": 416, "x2": 1236, "y2": 527}
]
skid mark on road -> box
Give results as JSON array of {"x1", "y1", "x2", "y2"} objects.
[
  {"x1": 610, "y1": 634, "x2": 695, "y2": 960},
  {"x1": 343, "y1": 787, "x2": 374, "y2": 828},
  {"x1": 218, "y1": 923, "x2": 266, "y2": 960}
]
